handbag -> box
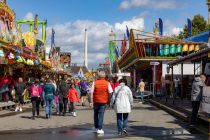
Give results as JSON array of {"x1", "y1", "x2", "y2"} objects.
[{"x1": 111, "y1": 86, "x2": 124, "y2": 108}]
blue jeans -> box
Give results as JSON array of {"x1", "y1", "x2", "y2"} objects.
[
  {"x1": 140, "y1": 91, "x2": 144, "y2": 102},
  {"x1": 45, "y1": 98, "x2": 54, "y2": 115},
  {"x1": 94, "y1": 104, "x2": 106, "y2": 130},
  {"x1": 117, "y1": 113, "x2": 129, "y2": 133}
]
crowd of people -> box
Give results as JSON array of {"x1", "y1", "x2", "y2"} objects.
[
  {"x1": 0, "y1": 71, "x2": 133, "y2": 136},
  {"x1": 0, "y1": 70, "x2": 207, "y2": 136}
]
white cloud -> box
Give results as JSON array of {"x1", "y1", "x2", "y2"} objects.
[
  {"x1": 119, "y1": 0, "x2": 180, "y2": 10},
  {"x1": 115, "y1": 17, "x2": 144, "y2": 32},
  {"x1": 164, "y1": 20, "x2": 183, "y2": 36},
  {"x1": 44, "y1": 17, "x2": 144, "y2": 68},
  {"x1": 137, "y1": 11, "x2": 150, "y2": 18},
  {"x1": 24, "y1": 12, "x2": 34, "y2": 20},
  {"x1": 21, "y1": 12, "x2": 144, "y2": 68}
]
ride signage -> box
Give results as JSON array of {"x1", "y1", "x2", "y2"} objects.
[{"x1": 201, "y1": 86, "x2": 210, "y2": 113}]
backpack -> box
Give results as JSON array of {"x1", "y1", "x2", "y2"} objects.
[
  {"x1": 81, "y1": 82, "x2": 88, "y2": 93},
  {"x1": 31, "y1": 85, "x2": 39, "y2": 97}
]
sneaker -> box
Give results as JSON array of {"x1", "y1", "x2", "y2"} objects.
[
  {"x1": 123, "y1": 129, "x2": 128, "y2": 135},
  {"x1": 118, "y1": 132, "x2": 122, "y2": 136},
  {"x1": 97, "y1": 129, "x2": 104, "y2": 134},
  {"x1": 15, "y1": 107, "x2": 19, "y2": 112},
  {"x1": 139, "y1": 101, "x2": 143, "y2": 104},
  {"x1": 73, "y1": 112, "x2": 77, "y2": 117},
  {"x1": 19, "y1": 107, "x2": 22, "y2": 112},
  {"x1": 46, "y1": 114, "x2": 48, "y2": 119},
  {"x1": 31, "y1": 116, "x2": 35, "y2": 120}
]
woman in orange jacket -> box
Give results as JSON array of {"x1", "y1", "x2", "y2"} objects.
[{"x1": 66, "y1": 84, "x2": 80, "y2": 117}]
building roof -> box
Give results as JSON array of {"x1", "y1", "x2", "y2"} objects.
[
  {"x1": 184, "y1": 30, "x2": 210, "y2": 42},
  {"x1": 70, "y1": 66, "x2": 89, "y2": 75},
  {"x1": 168, "y1": 48, "x2": 210, "y2": 67}
]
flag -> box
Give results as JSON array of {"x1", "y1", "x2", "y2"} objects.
[
  {"x1": 126, "y1": 25, "x2": 130, "y2": 39},
  {"x1": 187, "y1": 18, "x2": 192, "y2": 37},
  {"x1": 159, "y1": 18, "x2": 163, "y2": 36},
  {"x1": 121, "y1": 34, "x2": 127, "y2": 55},
  {"x1": 115, "y1": 46, "x2": 120, "y2": 58},
  {"x1": 108, "y1": 41, "x2": 117, "y2": 66},
  {"x1": 51, "y1": 28, "x2": 55, "y2": 47}
]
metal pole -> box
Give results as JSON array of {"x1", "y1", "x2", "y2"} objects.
[
  {"x1": 133, "y1": 69, "x2": 136, "y2": 90},
  {"x1": 153, "y1": 65, "x2": 156, "y2": 97},
  {"x1": 172, "y1": 66, "x2": 175, "y2": 104},
  {"x1": 29, "y1": 24, "x2": 33, "y2": 32},
  {"x1": 84, "y1": 29, "x2": 88, "y2": 68},
  {"x1": 181, "y1": 63, "x2": 183, "y2": 100},
  {"x1": 194, "y1": 62, "x2": 196, "y2": 77}
]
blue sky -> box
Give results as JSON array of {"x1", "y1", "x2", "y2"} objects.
[{"x1": 7, "y1": 0, "x2": 209, "y2": 68}]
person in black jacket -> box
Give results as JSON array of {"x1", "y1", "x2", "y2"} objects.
[{"x1": 58, "y1": 74, "x2": 70, "y2": 116}]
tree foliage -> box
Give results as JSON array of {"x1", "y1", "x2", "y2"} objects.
[{"x1": 178, "y1": 14, "x2": 210, "y2": 39}]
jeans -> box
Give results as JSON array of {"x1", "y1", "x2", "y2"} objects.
[
  {"x1": 59, "y1": 97, "x2": 68, "y2": 115},
  {"x1": 69, "y1": 102, "x2": 76, "y2": 112},
  {"x1": 94, "y1": 104, "x2": 106, "y2": 130},
  {"x1": 140, "y1": 91, "x2": 144, "y2": 102},
  {"x1": 117, "y1": 113, "x2": 129, "y2": 133},
  {"x1": 45, "y1": 98, "x2": 54, "y2": 115},
  {"x1": 190, "y1": 101, "x2": 200, "y2": 124},
  {"x1": 31, "y1": 97, "x2": 41, "y2": 116}
]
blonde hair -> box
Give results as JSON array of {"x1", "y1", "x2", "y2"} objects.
[{"x1": 200, "y1": 74, "x2": 206, "y2": 82}]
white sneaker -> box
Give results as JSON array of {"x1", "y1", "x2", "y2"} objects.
[
  {"x1": 19, "y1": 107, "x2": 22, "y2": 112},
  {"x1": 97, "y1": 129, "x2": 104, "y2": 134},
  {"x1": 15, "y1": 107, "x2": 19, "y2": 112},
  {"x1": 73, "y1": 112, "x2": 77, "y2": 117},
  {"x1": 139, "y1": 102, "x2": 143, "y2": 104}
]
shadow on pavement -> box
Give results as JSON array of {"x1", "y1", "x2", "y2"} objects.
[{"x1": 0, "y1": 122, "x2": 208, "y2": 140}]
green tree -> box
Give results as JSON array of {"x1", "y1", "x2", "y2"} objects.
[{"x1": 178, "y1": 14, "x2": 209, "y2": 39}]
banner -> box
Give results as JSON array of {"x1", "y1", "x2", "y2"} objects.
[
  {"x1": 159, "y1": 18, "x2": 163, "y2": 36},
  {"x1": 108, "y1": 41, "x2": 117, "y2": 66},
  {"x1": 121, "y1": 34, "x2": 127, "y2": 55},
  {"x1": 23, "y1": 32, "x2": 36, "y2": 51},
  {"x1": 187, "y1": 18, "x2": 192, "y2": 37},
  {"x1": 201, "y1": 86, "x2": 210, "y2": 113},
  {"x1": 126, "y1": 25, "x2": 130, "y2": 39},
  {"x1": 60, "y1": 52, "x2": 71, "y2": 68}
]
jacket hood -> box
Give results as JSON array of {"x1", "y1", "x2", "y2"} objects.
[
  {"x1": 194, "y1": 77, "x2": 205, "y2": 87},
  {"x1": 194, "y1": 77, "x2": 201, "y2": 82}
]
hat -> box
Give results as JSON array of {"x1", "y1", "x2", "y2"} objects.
[{"x1": 98, "y1": 71, "x2": 106, "y2": 78}]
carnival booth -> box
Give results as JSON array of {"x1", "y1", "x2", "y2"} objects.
[
  {"x1": 114, "y1": 28, "x2": 204, "y2": 96},
  {"x1": 0, "y1": 1, "x2": 53, "y2": 103}
]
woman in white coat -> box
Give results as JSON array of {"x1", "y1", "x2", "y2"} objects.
[{"x1": 111, "y1": 78, "x2": 133, "y2": 136}]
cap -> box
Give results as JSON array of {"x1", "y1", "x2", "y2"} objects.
[{"x1": 98, "y1": 71, "x2": 106, "y2": 78}]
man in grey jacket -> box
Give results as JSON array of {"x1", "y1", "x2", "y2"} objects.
[{"x1": 190, "y1": 74, "x2": 206, "y2": 125}]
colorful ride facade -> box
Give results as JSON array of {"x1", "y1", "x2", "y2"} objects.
[{"x1": 116, "y1": 28, "x2": 205, "y2": 93}]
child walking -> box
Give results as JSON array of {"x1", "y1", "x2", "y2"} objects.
[{"x1": 66, "y1": 84, "x2": 80, "y2": 117}]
